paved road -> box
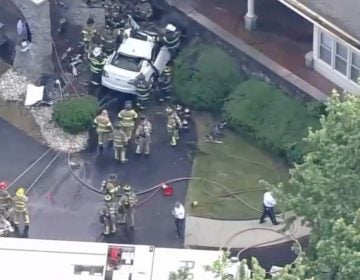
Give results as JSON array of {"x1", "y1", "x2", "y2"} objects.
[{"x1": 0, "y1": 98, "x2": 196, "y2": 248}]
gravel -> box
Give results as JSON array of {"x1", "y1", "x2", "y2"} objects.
[
  {"x1": 30, "y1": 106, "x2": 89, "y2": 153},
  {"x1": 0, "y1": 69, "x2": 30, "y2": 101},
  {"x1": 0, "y1": 67, "x2": 89, "y2": 152}
]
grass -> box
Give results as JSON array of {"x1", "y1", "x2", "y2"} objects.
[{"x1": 185, "y1": 113, "x2": 290, "y2": 220}]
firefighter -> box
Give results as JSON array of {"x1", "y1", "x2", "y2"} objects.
[
  {"x1": 166, "y1": 106, "x2": 183, "y2": 146},
  {"x1": 113, "y1": 123, "x2": 129, "y2": 163},
  {"x1": 93, "y1": 109, "x2": 113, "y2": 153},
  {"x1": 134, "y1": 0, "x2": 153, "y2": 22},
  {"x1": 99, "y1": 194, "x2": 117, "y2": 235},
  {"x1": 113, "y1": 14, "x2": 127, "y2": 44},
  {"x1": 159, "y1": 24, "x2": 181, "y2": 57},
  {"x1": 157, "y1": 65, "x2": 172, "y2": 102},
  {"x1": 88, "y1": 47, "x2": 107, "y2": 85},
  {"x1": 13, "y1": 187, "x2": 29, "y2": 230},
  {"x1": 100, "y1": 25, "x2": 117, "y2": 55},
  {"x1": 118, "y1": 185, "x2": 137, "y2": 228},
  {"x1": 0, "y1": 182, "x2": 12, "y2": 223},
  {"x1": 117, "y1": 100, "x2": 138, "y2": 140},
  {"x1": 101, "y1": 174, "x2": 121, "y2": 199},
  {"x1": 135, "y1": 115, "x2": 152, "y2": 155},
  {"x1": 82, "y1": 17, "x2": 97, "y2": 53},
  {"x1": 134, "y1": 73, "x2": 152, "y2": 110}
]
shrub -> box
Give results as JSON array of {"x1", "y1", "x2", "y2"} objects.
[
  {"x1": 54, "y1": 96, "x2": 99, "y2": 134},
  {"x1": 223, "y1": 79, "x2": 321, "y2": 163},
  {"x1": 173, "y1": 42, "x2": 244, "y2": 111}
]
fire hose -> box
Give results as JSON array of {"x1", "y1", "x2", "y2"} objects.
[{"x1": 67, "y1": 152, "x2": 303, "y2": 270}]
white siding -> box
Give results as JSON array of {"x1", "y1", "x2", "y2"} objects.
[{"x1": 312, "y1": 25, "x2": 360, "y2": 94}]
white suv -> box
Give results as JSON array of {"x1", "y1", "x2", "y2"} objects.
[{"x1": 101, "y1": 29, "x2": 171, "y2": 94}]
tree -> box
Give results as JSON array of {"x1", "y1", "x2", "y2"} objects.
[
  {"x1": 168, "y1": 266, "x2": 191, "y2": 280},
  {"x1": 173, "y1": 42, "x2": 243, "y2": 111},
  {"x1": 272, "y1": 94, "x2": 360, "y2": 279},
  {"x1": 204, "y1": 250, "x2": 233, "y2": 279}
]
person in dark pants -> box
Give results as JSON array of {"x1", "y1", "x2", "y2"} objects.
[
  {"x1": 171, "y1": 202, "x2": 185, "y2": 238},
  {"x1": 259, "y1": 191, "x2": 280, "y2": 225},
  {"x1": 24, "y1": 22, "x2": 31, "y2": 43}
]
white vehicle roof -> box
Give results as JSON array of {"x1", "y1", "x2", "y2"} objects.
[
  {"x1": 0, "y1": 238, "x2": 222, "y2": 280},
  {"x1": 118, "y1": 37, "x2": 154, "y2": 60}
]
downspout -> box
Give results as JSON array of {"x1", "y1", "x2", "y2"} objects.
[{"x1": 278, "y1": 0, "x2": 360, "y2": 47}]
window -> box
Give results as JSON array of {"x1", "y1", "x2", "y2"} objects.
[
  {"x1": 319, "y1": 32, "x2": 332, "y2": 65},
  {"x1": 351, "y1": 52, "x2": 360, "y2": 83},
  {"x1": 335, "y1": 42, "x2": 348, "y2": 75},
  {"x1": 318, "y1": 29, "x2": 360, "y2": 85},
  {"x1": 111, "y1": 53, "x2": 142, "y2": 72}
]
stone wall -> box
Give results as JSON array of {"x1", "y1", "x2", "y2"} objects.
[{"x1": 11, "y1": 0, "x2": 54, "y2": 81}]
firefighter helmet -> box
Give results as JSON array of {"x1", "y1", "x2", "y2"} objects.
[
  {"x1": 16, "y1": 187, "x2": 26, "y2": 196},
  {"x1": 0, "y1": 182, "x2": 7, "y2": 190},
  {"x1": 104, "y1": 194, "x2": 112, "y2": 202},
  {"x1": 139, "y1": 114, "x2": 146, "y2": 121},
  {"x1": 123, "y1": 185, "x2": 132, "y2": 192},
  {"x1": 166, "y1": 106, "x2": 173, "y2": 114},
  {"x1": 93, "y1": 47, "x2": 102, "y2": 57},
  {"x1": 108, "y1": 173, "x2": 117, "y2": 181}
]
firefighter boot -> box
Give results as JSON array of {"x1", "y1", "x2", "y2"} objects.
[
  {"x1": 110, "y1": 221, "x2": 116, "y2": 234},
  {"x1": 170, "y1": 134, "x2": 176, "y2": 146},
  {"x1": 104, "y1": 225, "x2": 110, "y2": 235},
  {"x1": 114, "y1": 149, "x2": 120, "y2": 160},
  {"x1": 23, "y1": 225, "x2": 29, "y2": 238},
  {"x1": 120, "y1": 149, "x2": 127, "y2": 163}
]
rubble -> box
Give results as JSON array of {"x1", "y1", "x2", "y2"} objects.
[
  {"x1": 0, "y1": 67, "x2": 88, "y2": 152},
  {"x1": 30, "y1": 106, "x2": 88, "y2": 153},
  {"x1": 0, "y1": 69, "x2": 30, "y2": 101}
]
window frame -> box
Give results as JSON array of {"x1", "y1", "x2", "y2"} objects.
[{"x1": 317, "y1": 29, "x2": 360, "y2": 85}]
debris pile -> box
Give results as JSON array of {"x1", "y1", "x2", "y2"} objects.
[
  {"x1": 0, "y1": 68, "x2": 88, "y2": 152},
  {"x1": 0, "y1": 69, "x2": 30, "y2": 101}
]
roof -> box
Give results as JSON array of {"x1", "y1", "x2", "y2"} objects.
[
  {"x1": 280, "y1": 0, "x2": 360, "y2": 45},
  {"x1": 117, "y1": 37, "x2": 154, "y2": 60}
]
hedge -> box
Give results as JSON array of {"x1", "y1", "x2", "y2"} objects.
[
  {"x1": 173, "y1": 42, "x2": 244, "y2": 111},
  {"x1": 223, "y1": 79, "x2": 321, "y2": 163},
  {"x1": 54, "y1": 96, "x2": 99, "y2": 134}
]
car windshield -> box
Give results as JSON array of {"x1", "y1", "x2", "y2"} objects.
[{"x1": 111, "y1": 53, "x2": 142, "y2": 72}]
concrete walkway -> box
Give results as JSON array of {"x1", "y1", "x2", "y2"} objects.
[
  {"x1": 184, "y1": 215, "x2": 310, "y2": 249},
  {"x1": 164, "y1": 0, "x2": 312, "y2": 249}
]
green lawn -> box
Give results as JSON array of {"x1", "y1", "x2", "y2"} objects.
[{"x1": 185, "y1": 113, "x2": 290, "y2": 220}]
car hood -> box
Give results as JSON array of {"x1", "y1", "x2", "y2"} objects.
[{"x1": 103, "y1": 64, "x2": 140, "y2": 80}]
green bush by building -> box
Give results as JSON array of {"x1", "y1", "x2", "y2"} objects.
[
  {"x1": 223, "y1": 79, "x2": 321, "y2": 163},
  {"x1": 173, "y1": 42, "x2": 244, "y2": 111},
  {"x1": 54, "y1": 96, "x2": 99, "y2": 134}
]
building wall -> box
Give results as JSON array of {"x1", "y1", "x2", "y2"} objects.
[{"x1": 312, "y1": 25, "x2": 360, "y2": 94}]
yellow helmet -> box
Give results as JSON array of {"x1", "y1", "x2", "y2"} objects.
[
  {"x1": 123, "y1": 185, "x2": 132, "y2": 192},
  {"x1": 16, "y1": 187, "x2": 26, "y2": 196}
]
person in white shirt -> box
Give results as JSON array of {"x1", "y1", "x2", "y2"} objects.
[
  {"x1": 171, "y1": 202, "x2": 185, "y2": 238},
  {"x1": 259, "y1": 191, "x2": 279, "y2": 225}
]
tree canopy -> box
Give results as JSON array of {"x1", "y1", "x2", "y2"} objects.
[{"x1": 273, "y1": 94, "x2": 360, "y2": 279}]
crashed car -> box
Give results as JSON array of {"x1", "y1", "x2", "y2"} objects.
[{"x1": 101, "y1": 25, "x2": 171, "y2": 94}]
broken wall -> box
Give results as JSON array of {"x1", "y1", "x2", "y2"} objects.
[{"x1": 11, "y1": 0, "x2": 54, "y2": 81}]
